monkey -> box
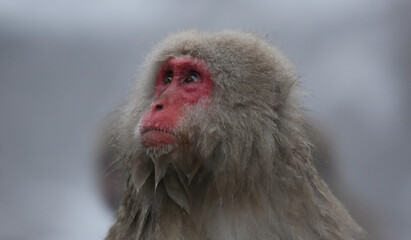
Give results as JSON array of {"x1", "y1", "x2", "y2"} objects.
[{"x1": 103, "y1": 30, "x2": 365, "y2": 240}]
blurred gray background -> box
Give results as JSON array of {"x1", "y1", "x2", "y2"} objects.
[{"x1": 0, "y1": 1, "x2": 410, "y2": 239}]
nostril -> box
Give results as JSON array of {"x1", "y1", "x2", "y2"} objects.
[{"x1": 154, "y1": 104, "x2": 163, "y2": 111}]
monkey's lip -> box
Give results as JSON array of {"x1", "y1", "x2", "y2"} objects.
[
  {"x1": 140, "y1": 127, "x2": 175, "y2": 136},
  {"x1": 140, "y1": 127, "x2": 177, "y2": 147}
]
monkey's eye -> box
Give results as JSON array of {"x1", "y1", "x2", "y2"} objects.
[
  {"x1": 183, "y1": 74, "x2": 199, "y2": 84},
  {"x1": 164, "y1": 72, "x2": 173, "y2": 84}
]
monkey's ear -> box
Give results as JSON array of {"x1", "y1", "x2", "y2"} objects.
[{"x1": 272, "y1": 79, "x2": 297, "y2": 110}]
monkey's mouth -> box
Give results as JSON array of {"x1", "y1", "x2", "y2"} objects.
[
  {"x1": 141, "y1": 126, "x2": 175, "y2": 135},
  {"x1": 140, "y1": 127, "x2": 177, "y2": 147}
]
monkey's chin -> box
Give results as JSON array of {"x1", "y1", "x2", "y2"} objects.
[{"x1": 141, "y1": 130, "x2": 177, "y2": 148}]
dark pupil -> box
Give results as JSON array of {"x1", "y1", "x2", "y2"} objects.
[
  {"x1": 185, "y1": 75, "x2": 198, "y2": 83},
  {"x1": 165, "y1": 73, "x2": 173, "y2": 84}
]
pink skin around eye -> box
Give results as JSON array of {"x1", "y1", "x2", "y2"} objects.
[{"x1": 139, "y1": 57, "x2": 214, "y2": 148}]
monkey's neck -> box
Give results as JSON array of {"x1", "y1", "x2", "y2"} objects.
[
  {"x1": 107, "y1": 161, "x2": 362, "y2": 240},
  {"x1": 109, "y1": 170, "x2": 267, "y2": 239}
]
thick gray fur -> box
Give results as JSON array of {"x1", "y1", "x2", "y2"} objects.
[{"x1": 104, "y1": 30, "x2": 365, "y2": 240}]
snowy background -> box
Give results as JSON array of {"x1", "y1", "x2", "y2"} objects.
[{"x1": 0, "y1": 1, "x2": 410, "y2": 239}]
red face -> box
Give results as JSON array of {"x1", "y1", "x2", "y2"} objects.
[{"x1": 139, "y1": 57, "x2": 214, "y2": 148}]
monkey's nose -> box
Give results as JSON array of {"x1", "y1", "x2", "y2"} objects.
[{"x1": 154, "y1": 103, "x2": 164, "y2": 112}]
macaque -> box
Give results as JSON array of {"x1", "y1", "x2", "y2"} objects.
[{"x1": 103, "y1": 30, "x2": 365, "y2": 240}]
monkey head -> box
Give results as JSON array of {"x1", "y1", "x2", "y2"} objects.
[{"x1": 118, "y1": 30, "x2": 299, "y2": 189}]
